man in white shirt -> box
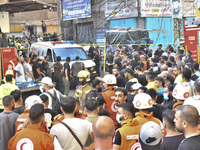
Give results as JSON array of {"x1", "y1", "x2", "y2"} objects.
[
  {"x1": 14, "y1": 57, "x2": 25, "y2": 82},
  {"x1": 23, "y1": 57, "x2": 35, "y2": 82},
  {"x1": 50, "y1": 96, "x2": 92, "y2": 150}
]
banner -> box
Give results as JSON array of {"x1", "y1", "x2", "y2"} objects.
[
  {"x1": 196, "y1": 0, "x2": 200, "y2": 17},
  {"x1": 62, "y1": 0, "x2": 91, "y2": 20},
  {"x1": 96, "y1": 27, "x2": 109, "y2": 45},
  {"x1": 141, "y1": 0, "x2": 171, "y2": 17},
  {"x1": 172, "y1": 0, "x2": 182, "y2": 18},
  {"x1": 1, "y1": 47, "x2": 18, "y2": 77},
  {"x1": 182, "y1": 0, "x2": 195, "y2": 17},
  {"x1": 105, "y1": 0, "x2": 137, "y2": 20}
]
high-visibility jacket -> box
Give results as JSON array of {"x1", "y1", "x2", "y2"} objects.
[
  {"x1": 15, "y1": 109, "x2": 48, "y2": 133},
  {"x1": 118, "y1": 119, "x2": 142, "y2": 150},
  {"x1": 173, "y1": 101, "x2": 184, "y2": 111},
  {"x1": 8, "y1": 124, "x2": 54, "y2": 150},
  {"x1": 135, "y1": 111, "x2": 161, "y2": 126},
  {"x1": 0, "y1": 83, "x2": 19, "y2": 109},
  {"x1": 102, "y1": 86, "x2": 117, "y2": 128},
  {"x1": 75, "y1": 83, "x2": 92, "y2": 110}
]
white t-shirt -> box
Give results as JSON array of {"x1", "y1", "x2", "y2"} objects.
[
  {"x1": 23, "y1": 63, "x2": 32, "y2": 81},
  {"x1": 14, "y1": 63, "x2": 25, "y2": 82},
  {"x1": 50, "y1": 118, "x2": 92, "y2": 150}
]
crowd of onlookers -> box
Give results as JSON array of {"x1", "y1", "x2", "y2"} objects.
[{"x1": 1, "y1": 41, "x2": 200, "y2": 150}]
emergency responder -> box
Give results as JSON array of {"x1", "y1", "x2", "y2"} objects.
[
  {"x1": 113, "y1": 103, "x2": 142, "y2": 150},
  {"x1": 0, "y1": 74, "x2": 19, "y2": 112},
  {"x1": 172, "y1": 82, "x2": 192, "y2": 111},
  {"x1": 15, "y1": 95, "x2": 48, "y2": 133},
  {"x1": 3, "y1": 70, "x2": 16, "y2": 84},
  {"x1": 133, "y1": 93, "x2": 161, "y2": 125},
  {"x1": 75, "y1": 70, "x2": 92, "y2": 110},
  {"x1": 100, "y1": 74, "x2": 118, "y2": 129}
]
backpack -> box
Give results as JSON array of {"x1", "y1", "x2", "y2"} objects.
[{"x1": 45, "y1": 90, "x2": 61, "y2": 114}]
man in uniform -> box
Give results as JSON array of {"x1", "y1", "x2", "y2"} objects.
[
  {"x1": 75, "y1": 70, "x2": 92, "y2": 111},
  {"x1": 100, "y1": 74, "x2": 118, "y2": 129},
  {"x1": 8, "y1": 104, "x2": 62, "y2": 150},
  {"x1": 133, "y1": 93, "x2": 161, "y2": 126},
  {"x1": 113, "y1": 103, "x2": 142, "y2": 150}
]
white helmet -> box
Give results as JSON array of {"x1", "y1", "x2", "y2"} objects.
[
  {"x1": 25, "y1": 95, "x2": 43, "y2": 109},
  {"x1": 133, "y1": 93, "x2": 153, "y2": 109},
  {"x1": 40, "y1": 77, "x2": 55, "y2": 86},
  {"x1": 184, "y1": 96, "x2": 200, "y2": 115},
  {"x1": 102, "y1": 74, "x2": 116, "y2": 84},
  {"x1": 172, "y1": 82, "x2": 192, "y2": 100}
]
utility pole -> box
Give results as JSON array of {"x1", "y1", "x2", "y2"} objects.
[{"x1": 136, "y1": 0, "x2": 145, "y2": 29}]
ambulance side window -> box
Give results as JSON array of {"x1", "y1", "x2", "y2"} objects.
[{"x1": 47, "y1": 49, "x2": 53, "y2": 62}]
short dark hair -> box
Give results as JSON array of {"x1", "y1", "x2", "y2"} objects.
[
  {"x1": 3, "y1": 95, "x2": 14, "y2": 107},
  {"x1": 193, "y1": 62, "x2": 199, "y2": 71},
  {"x1": 32, "y1": 54, "x2": 37, "y2": 60},
  {"x1": 139, "y1": 86, "x2": 147, "y2": 92},
  {"x1": 169, "y1": 56, "x2": 174, "y2": 63},
  {"x1": 6, "y1": 74, "x2": 13, "y2": 82},
  {"x1": 162, "y1": 109, "x2": 176, "y2": 130},
  {"x1": 113, "y1": 67, "x2": 120, "y2": 71},
  {"x1": 40, "y1": 94, "x2": 49, "y2": 103},
  {"x1": 177, "y1": 105, "x2": 199, "y2": 127},
  {"x1": 10, "y1": 90, "x2": 22, "y2": 102},
  {"x1": 92, "y1": 79, "x2": 101, "y2": 89},
  {"x1": 187, "y1": 51, "x2": 192, "y2": 57},
  {"x1": 182, "y1": 68, "x2": 191, "y2": 80},
  {"x1": 61, "y1": 97, "x2": 76, "y2": 114},
  {"x1": 164, "y1": 84, "x2": 174, "y2": 92},
  {"x1": 146, "y1": 72, "x2": 154, "y2": 80},
  {"x1": 147, "y1": 52, "x2": 152, "y2": 58},
  {"x1": 29, "y1": 104, "x2": 45, "y2": 124},
  {"x1": 75, "y1": 56, "x2": 80, "y2": 60},
  {"x1": 115, "y1": 87, "x2": 127, "y2": 96},
  {"x1": 66, "y1": 57, "x2": 71, "y2": 62},
  {"x1": 118, "y1": 103, "x2": 135, "y2": 117},
  {"x1": 57, "y1": 56, "x2": 61, "y2": 61},
  {"x1": 25, "y1": 57, "x2": 30, "y2": 63},
  {"x1": 135, "y1": 66, "x2": 142, "y2": 71},
  {"x1": 146, "y1": 88, "x2": 157, "y2": 100},
  {"x1": 85, "y1": 99, "x2": 99, "y2": 112},
  {"x1": 194, "y1": 79, "x2": 200, "y2": 93},
  {"x1": 98, "y1": 109, "x2": 110, "y2": 117}
]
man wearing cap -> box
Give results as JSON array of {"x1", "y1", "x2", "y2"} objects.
[
  {"x1": 100, "y1": 74, "x2": 118, "y2": 129},
  {"x1": 0, "y1": 74, "x2": 19, "y2": 112},
  {"x1": 139, "y1": 121, "x2": 162, "y2": 150},
  {"x1": 174, "y1": 105, "x2": 200, "y2": 150},
  {"x1": 14, "y1": 57, "x2": 25, "y2": 82},
  {"x1": 0, "y1": 95, "x2": 19, "y2": 150},
  {"x1": 40, "y1": 77, "x2": 65, "y2": 111},
  {"x1": 114, "y1": 103, "x2": 142, "y2": 150},
  {"x1": 8, "y1": 104, "x2": 62, "y2": 150},
  {"x1": 126, "y1": 83, "x2": 142, "y2": 104},
  {"x1": 133, "y1": 93, "x2": 161, "y2": 126},
  {"x1": 124, "y1": 68, "x2": 138, "y2": 87},
  {"x1": 154, "y1": 44, "x2": 164, "y2": 57}
]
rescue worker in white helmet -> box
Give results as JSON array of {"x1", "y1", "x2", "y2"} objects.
[
  {"x1": 99, "y1": 74, "x2": 118, "y2": 129},
  {"x1": 172, "y1": 82, "x2": 192, "y2": 111},
  {"x1": 75, "y1": 70, "x2": 92, "y2": 111},
  {"x1": 133, "y1": 93, "x2": 161, "y2": 126}
]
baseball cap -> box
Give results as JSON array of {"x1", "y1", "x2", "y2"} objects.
[
  {"x1": 158, "y1": 71, "x2": 169, "y2": 78},
  {"x1": 125, "y1": 68, "x2": 134, "y2": 76},
  {"x1": 40, "y1": 77, "x2": 55, "y2": 87},
  {"x1": 127, "y1": 62, "x2": 133, "y2": 67},
  {"x1": 131, "y1": 83, "x2": 142, "y2": 90},
  {"x1": 139, "y1": 121, "x2": 162, "y2": 150}
]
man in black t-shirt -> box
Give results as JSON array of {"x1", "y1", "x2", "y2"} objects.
[
  {"x1": 92, "y1": 49, "x2": 100, "y2": 76},
  {"x1": 154, "y1": 44, "x2": 164, "y2": 57},
  {"x1": 175, "y1": 105, "x2": 200, "y2": 150},
  {"x1": 88, "y1": 42, "x2": 95, "y2": 59},
  {"x1": 63, "y1": 57, "x2": 71, "y2": 96},
  {"x1": 112, "y1": 67, "x2": 125, "y2": 88},
  {"x1": 32, "y1": 55, "x2": 40, "y2": 81},
  {"x1": 10, "y1": 90, "x2": 25, "y2": 114}
]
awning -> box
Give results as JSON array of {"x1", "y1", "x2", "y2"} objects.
[{"x1": 0, "y1": 0, "x2": 56, "y2": 13}]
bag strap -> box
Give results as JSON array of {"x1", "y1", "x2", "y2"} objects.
[
  {"x1": 45, "y1": 91, "x2": 53, "y2": 98},
  {"x1": 60, "y1": 122, "x2": 84, "y2": 149}
]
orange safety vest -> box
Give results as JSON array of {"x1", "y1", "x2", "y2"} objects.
[
  {"x1": 135, "y1": 111, "x2": 161, "y2": 126},
  {"x1": 8, "y1": 124, "x2": 54, "y2": 150},
  {"x1": 15, "y1": 109, "x2": 48, "y2": 133},
  {"x1": 118, "y1": 119, "x2": 142, "y2": 150},
  {"x1": 102, "y1": 86, "x2": 117, "y2": 129}
]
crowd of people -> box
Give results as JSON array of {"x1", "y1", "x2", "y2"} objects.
[{"x1": 1, "y1": 41, "x2": 200, "y2": 150}]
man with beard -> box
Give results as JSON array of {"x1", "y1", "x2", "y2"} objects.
[
  {"x1": 174, "y1": 105, "x2": 200, "y2": 150},
  {"x1": 112, "y1": 67, "x2": 125, "y2": 87},
  {"x1": 75, "y1": 70, "x2": 92, "y2": 111},
  {"x1": 115, "y1": 87, "x2": 127, "y2": 107},
  {"x1": 0, "y1": 95, "x2": 19, "y2": 150}
]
